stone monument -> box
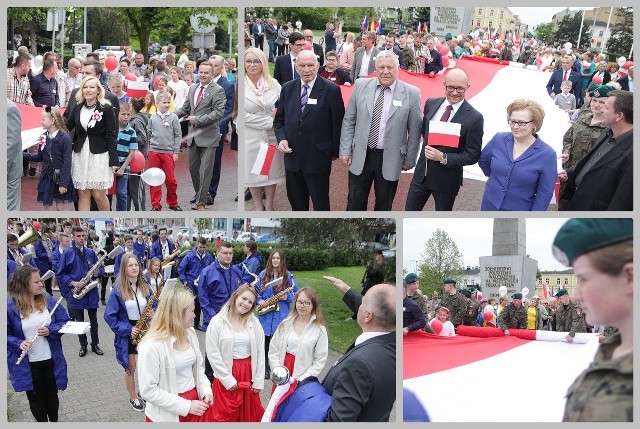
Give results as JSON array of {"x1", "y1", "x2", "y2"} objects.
[{"x1": 479, "y1": 219, "x2": 538, "y2": 300}]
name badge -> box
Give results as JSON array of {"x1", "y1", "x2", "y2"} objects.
[
  {"x1": 307, "y1": 98, "x2": 318, "y2": 105},
  {"x1": 393, "y1": 100, "x2": 402, "y2": 107},
  {"x1": 330, "y1": 77, "x2": 336, "y2": 81}
]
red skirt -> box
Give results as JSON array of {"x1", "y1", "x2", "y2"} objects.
[
  {"x1": 144, "y1": 387, "x2": 215, "y2": 422},
  {"x1": 211, "y1": 357, "x2": 265, "y2": 422},
  {"x1": 271, "y1": 352, "x2": 296, "y2": 395}
]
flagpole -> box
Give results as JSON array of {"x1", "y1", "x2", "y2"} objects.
[{"x1": 576, "y1": 10, "x2": 585, "y2": 49}]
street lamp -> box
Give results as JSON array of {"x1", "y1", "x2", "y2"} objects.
[{"x1": 410, "y1": 259, "x2": 420, "y2": 274}]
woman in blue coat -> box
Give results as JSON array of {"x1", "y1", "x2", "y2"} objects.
[
  {"x1": 104, "y1": 253, "x2": 157, "y2": 412},
  {"x1": 255, "y1": 249, "x2": 298, "y2": 379},
  {"x1": 479, "y1": 99, "x2": 558, "y2": 211},
  {"x1": 7, "y1": 266, "x2": 69, "y2": 422}
]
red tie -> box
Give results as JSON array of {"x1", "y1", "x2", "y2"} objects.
[
  {"x1": 196, "y1": 85, "x2": 205, "y2": 104},
  {"x1": 563, "y1": 71, "x2": 568, "y2": 81}
]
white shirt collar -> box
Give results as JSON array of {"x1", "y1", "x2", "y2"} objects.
[{"x1": 354, "y1": 331, "x2": 390, "y2": 346}]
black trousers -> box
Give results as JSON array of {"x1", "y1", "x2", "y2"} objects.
[
  {"x1": 285, "y1": 169, "x2": 330, "y2": 211},
  {"x1": 193, "y1": 295, "x2": 201, "y2": 327},
  {"x1": 43, "y1": 277, "x2": 53, "y2": 295},
  {"x1": 75, "y1": 307, "x2": 99, "y2": 347},
  {"x1": 26, "y1": 358, "x2": 59, "y2": 422},
  {"x1": 264, "y1": 335, "x2": 272, "y2": 371},
  {"x1": 347, "y1": 148, "x2": 398, "y2": 211},
  {"x1": 405, "y1": 178, "x2": 457, "y2": 211}
]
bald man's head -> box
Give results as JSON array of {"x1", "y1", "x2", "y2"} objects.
[{"x1": 358, "y1": 283, "x2": 396, "y2": 331}]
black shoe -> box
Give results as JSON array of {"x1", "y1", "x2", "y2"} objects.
[
  {"x1": 151, "y1": 206, "x2": 160, "y2": 211},
  {"x1": 79, "y1": 346, "x2": 87, "y2": 357},
  {"x1": 194, "y1": 324, "x2": 202, "y2": 331},
  {"x1": 169, "y1": 206, "x2": 183, "y2": 211},
  {"x1": 28, "y1": 167, "x2": 37, "y2": 177},
  {"x1": 235, "y1": 193, "x2": 239, "y2": 202},
  {"x1": 244, "y1": 188, "x2": 252, "y2": 201},
  {"x1": 190, "y1": 195, "x2": 197, "y2": 204},
  {"x1": 206, "y1": 194, "x2": 214, "y2": 205},
  {"x1": 91, "y1": 345, "x2": 104, "y2": 355},
  {"x1": 101, "y1": 299, "x2": 106, "y2": 305}
]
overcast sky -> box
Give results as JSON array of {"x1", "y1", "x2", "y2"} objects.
[
  {"x1": 509, "y1": 7, "x2": 589, "y2": 29},
  {"x1": 403, "y1": 218, "x2": 573, "y2": 273}
]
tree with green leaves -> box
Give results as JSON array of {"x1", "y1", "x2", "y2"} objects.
[
  {"x1": 277, "y1": 218, "x2": 394, "y2": 250},
  {"x1": 606, "y1": 7, "x2": 633, "y2": 58},
  {"x1": 553, "y1": 12, "x2": 590, "y2": 49},
  {"x1": 417, "y1": 228, "x2": 464, "y2": 297},
  {"x1": 534, "y1": 22, "x2": 553, "y2": 44},
  {"x1": 8, "y1": 7, "x2": 50, "y2": 54}
]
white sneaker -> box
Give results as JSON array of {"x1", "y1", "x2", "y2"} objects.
[{"x1": 129, "y1": 398, "x2": 144, "y2": 412}]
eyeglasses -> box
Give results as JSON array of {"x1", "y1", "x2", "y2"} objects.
[
  {"x1": 293, "y1": 43, "x2": 306, "y2": 48},
  {"x1": 245, "y1": 60, "x2": 261, "y2": 66},
  {"x1": 507, "y1": 119, "x2": 534, "y2": 127},
  {"x1": 296, "y1": 301, "x2": 312, "y2": 307},
  {"x1": 445, "y1": 86, "x2": 468, "y2": 93},
  {"x1": 326, "y1": 58, "x2": 338, "y2": 62}
]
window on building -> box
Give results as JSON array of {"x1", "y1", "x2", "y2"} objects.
[
  {"x1": 500, "y1": 10, "x2": 504, "y2": 19},
  {"x1": 564, "y1": 278, "x2": 569, "y2": 285},
  {"x1": 478, "y1": 8, "x2": 482, "y2": 15},
  {"x1": 476, "y1": 20, "x2": 481, "y2": 27},
  {"x1": 545, "y1": 278, "x2": 550, "y2": 285},
  {"x1": 489, "y1": 21, "x2": 493, "y2": 28},
  {"x1": 490, "y1": 9, "x2": 494, "y2": 17},
  {"x1": 556, "y1": 278, "x2": 561, "y2": 285}
]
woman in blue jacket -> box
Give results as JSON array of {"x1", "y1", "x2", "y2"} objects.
[
  {"x1": 255, "y1": 249, "x2": 298, "y2": 379},
  {"x1": 479, "y1": 99, "x2": 558, "y2": 211},
  {"x1": 104, "y1": 253, "x2": 157, "y2": 412},
  {"x1": 7, "y1": 266, "x2": 70, "y2": 422}
]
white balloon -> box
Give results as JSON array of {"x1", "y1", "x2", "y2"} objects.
[
  {"x1": 564, "y1": 42, "x2": 572, "y2": 50},
  {"x1": 140, "y1": 167, "x2": 166, "y2": 186},
  {"x1": 617, "y1": 56, "x2": 627, "y2": 67},
  {"x1": 484, "y1": 305, "x2": 494, "y2": 314},
  {"x1": 448, "y1": 60, "x2": 457, "y2": 69},
  {"x1": 499, "y1": 286, "x2": 508, "y2": 297},
  {"x1": 522, "y1": 287, "x2": 530, "y2": 297}
]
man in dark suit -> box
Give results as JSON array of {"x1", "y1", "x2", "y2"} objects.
[
  {"x1": 558, "y1": 90, "x2": 633, "y2": 210},
  {"x1": 382, "y1": 35, "x2": 404, "y2": 69},
  {"x1": 617, "y1": 66, "x2": 633, "y2": 92},
  {"x1": 274, "y1": 32, "x2": 306, "y2": 86},
  {"x1": 321, "y1": 277, "x2": 395, "y2": 422},
  {"x1": 274, "y1": 50, "x2": 345, "y2": 211},
  {"x1": 252, "y1": 18, "x2": 264, "y2": 51},
  {"x1": 405, "y1": 68, "x2": 484, "y2": 211},
  {"x1": 423, "y1": 36, "x2": 443, "y2": 76},
  {"x1": 303, "y1": 29, "x2": 324, "y2": 67},
  {"x1": 546, "y1": 56, "x2": 582, "y2": 100}
]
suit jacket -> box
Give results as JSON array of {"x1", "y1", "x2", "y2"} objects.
[
  {"x1": 313, "y1": 43, "x2": 325, "y2": 67},
  {"x1": 546, "y1": 69, "x2": 581, "y2": 96},
  {"x1": 350, "y1": 47, "x2": 381, "y2": 82},
  {"x1": 214, "y1": 75, "x2": 234, "y2": 135},
  {"x1": 424, "y1": 50, "x2": 443, "y2": 74},
  {"x1": 173, "y1": 81, "x2": 226, "y2": 148},
  {"x1": 265, "y1": 23, "x2": 278, "y2": 41},
  {"x1": 589, "y1": 70, "x2": 611, "y2": 86},
  {"x1": 274, "y1": 54, "x2": 296, "y2": 86},
  {"x1": 339, "y1": 78, "x2": 422, "y2": 181},
  {"x1": 410, "y1": 97, "x2": 484, "y2": 194},
  {"x1": 382, "y1": 46, "x2": 405, "y2": 69},
  {"x1": 65, "y1": 100, "x2": 118, "y2": 166},
  {"x1": 274, "y1": 77, "x2": 345, "y2": 174},
  {"x1": 561, "y1": 128, "x2": 632, "y2": 210},
  {"x1": 252, "y1": 23, "x2": 264, "y2": 40},
  {"x1": 618, "y1": 75, "x2": 630, "y2": 91},
  {"x1": 7, "y1": 99, "x2": 22, "y2": 211}
]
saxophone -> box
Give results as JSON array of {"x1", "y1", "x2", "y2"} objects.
[
  {"x1": 242, "y1": 262, "x2": 259, "y2": 287},
  {"x1": 256, "y1": 285, "x2": 295, "y2": 316},
  {"x1": 73, "y1": 246, "x2": 125, "y2": 299},
  {"x1": 131, "y1": 280, "x2": 161, "y2": 345}
]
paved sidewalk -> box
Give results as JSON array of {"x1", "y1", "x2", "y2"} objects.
[{"x1": 7, "y1": 282, "x2": 396, "y2": 422}]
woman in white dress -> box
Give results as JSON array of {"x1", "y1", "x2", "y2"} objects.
[
  {"x1": 65, "y1": 76, "x2": 117, "y2": 211},
  {"x1": 244, "y1": 47, "x2": 282, "y2": 211}
]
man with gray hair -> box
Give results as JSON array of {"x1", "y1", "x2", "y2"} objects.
[
  {"x1": 65, "y1": 58, "x2": 83, "y2": 102},
  {"x1": 340, "y1": 50, "x2": 422, "y2": 210},
  {"x1": 274, "y1": 49, "x2": 345, "y2": 210},
  {"x1": 351, "y1": 31, "x2": 380, "y2": 81}
]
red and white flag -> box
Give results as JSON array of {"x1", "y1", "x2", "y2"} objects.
[
  {"x1": 251, "y1": 142, "x2": 277, "y2": 176},
  {"x1": 427, "y1": 120, "x2": 461, "y2": 148},
  {"x1": 543, "y1": 283, "x2": 551, "y2": 299},
  {"x1": 126, "y1": 80, "x2": 149, "y2": 98}
]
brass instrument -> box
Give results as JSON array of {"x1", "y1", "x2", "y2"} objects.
[
  {"x1": 242, "y1": 262, "x2": 259, "y2": 287},
  {"x1": 160, "y1": 246, "x2": 189, "y2": 269},
  {"x1": 73, "y1": 246, "x2": 125, "y2": 299},
  {"x1": 257, "y1": 285, "x2": 295, "y2": 316},
  {"x1": 131, "y1": 280, "x2": 161, "y2": 345},
  {"x1": 17, "y1": 295, "x2": 64, "y2": 364},
  {"x1": 18, "y1": 226, "x2": 42, "y2": 247}
]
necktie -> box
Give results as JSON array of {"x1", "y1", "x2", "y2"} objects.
[
  {"x1": 440, "y1": 104, "x2": 453, "y2": 122},
  {"x1": 300, "y1": 84, "x2": 309, "y2": 112},
  {"x1": 367, "y1": 86, "x2": 389, "y2": 149},
  {"x1": 563, "y1": 71, "x2": 568, "y2": 81},
  {"x1": 196, "y1": 85, "x2": 205, "y2": 104}
]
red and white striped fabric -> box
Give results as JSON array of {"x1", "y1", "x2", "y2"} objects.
[
  {"x1": 251, "y1": 142, "x2": 277, "y2": 176},
  {"x1": 427, "y1": 120, "x2": 461, "y2": 148},
  {"x1": 403, "y1": 327, "x2": 599, "y2": 422},
  {"x1": 17, "y1": 103, "x2": 55, "y2": 151},
  {"x1": 126, "y1": 80, "x2": 149, "y2": 98}
]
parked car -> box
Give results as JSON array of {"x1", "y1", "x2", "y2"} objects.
[
  {"x1": 382, "y1": 248, "x2": 396, "y2": 258},
  {"x1": 360, "y1": 241, "x2": 389, "y2": 251},
  {"x1": 255, "y1": 233, "x2": 281, "y2": 243},
  {"x1": 234, "y1": 232, "x2": 257, "y2": 243}
]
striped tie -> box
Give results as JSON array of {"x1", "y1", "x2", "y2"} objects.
[
  {"x1": 300, "y1": 84, "x2": 309, "y2": 112},
  {"x1": 367, "y1": 86, "x2": 389, "y2": 149}
]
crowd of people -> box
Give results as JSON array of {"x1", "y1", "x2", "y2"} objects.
[
  {"x1": 244, "y1": 16, "x2": 633, "y2": 211},
  {"x1": 7, "y1": 218, "x2": 397, "y2": 422},
  {"x1": 7, "y1": 41, "x2": 238, "y2": 212}
]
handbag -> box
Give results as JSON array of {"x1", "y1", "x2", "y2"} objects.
[
  {"x1": 230, "y1": 119, "x2": 238, "y2": 151},
  {"x1": 47, "y1": 134, "x2": 61, "y2": 185}
]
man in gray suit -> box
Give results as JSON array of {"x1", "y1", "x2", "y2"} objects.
[
  {"x1": 7, "y1": 99, "x2": 23, "y2": 211},
  {"x1": 174, "y1": 61, "x2": 226, "y2": 211},
  {"x1": 350, "y1": 31, "x2": 381, "y2": 82},
  {"x1": 340, "y1": 50, "x2": 422, "y2": 211}
]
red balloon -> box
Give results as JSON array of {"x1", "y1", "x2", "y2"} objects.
[
  {"x1": 529, "y1": 39, "x2": 535, "y2": 46},
  {"x1": 591, "y1": 74, "x2": 603, "y2": 85},
  {"x1": 153, "y1": 74, "x2": 164, "y2": 89},
  {"x1": 439, "y1": 45, "x2": 450, "y2": 56},
  {"x1": 622, "y1": 61, "x2": 633, "y2": 70},
  {"x1": 442, "y1": 56, "x2": 450, "y2": 68},
  {"x1": 129, "y1": 150, "x2": 145, "y2": 173},
  {"x1": 124, "y1": 72, "x2": 137, "y2": 82},
  {"x1": 472, "y1": 40, "x2": 479, "y2": 47},
  {"x1": 304, "y1": 41, "x2": 312, "y2": 51},
  {"x1": 435, "y1": 43, "x2": 442, "y2": 51},
  {"x1": 496, "y1": 43, "x2": 503, "y2": 50},
  {"x1": 430, "y1": 319, "x2": 443, "y2": 335},
  {"x1": 483, "y1": 312, "x2": 494, "y2": 322},
  {"x1": 105, "y1": 56, "x2": 118, "y2": 72},
  {"x1": 32, "y1": 221, "x2": 41, "y2": 231}
]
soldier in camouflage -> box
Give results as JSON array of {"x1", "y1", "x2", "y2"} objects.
[
  {"x1": 461, "y1": 288, "x2": 480, "y2": 326},
  {"x1": 553, "y1": 218, "x2": 632, "y2": 421},
  {"x1": 552, "y1": 289, "x2": 586, "y2": 342},
  {"x1": 404, "y1": 273, "x2": 434, "y2": 334},
  {"x1": 436, "y1": 279, "x2": 465, "y2": 328},
  {"x1": 497, "y1": 292, "x2": 527, "y2": 334}
]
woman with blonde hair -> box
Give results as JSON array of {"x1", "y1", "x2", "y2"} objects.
[
  {"x1": 244, "y1": 47, "x2": 283, "y2": 211},
  {"x1": 64, "y1": 75, "x2": 118, "y2": 211},
  {"x1": 206, "y1": 287, "x2": 265, "y2": 422},
  {"x1": 144, "y1": 257, "x2": 163, "y2": 292},
  {"x1": 137, "y1": 287, "x2": 213, "y2": 422},
  {"x1": 104, "y1": 253, "x2": 156, "y2": 412},
  {"x1": 140, "y1": 91, "x2": 157, "y2": 114},
  {"x1": 268, "y1": 287, "x2": 328, "y2": 393}
]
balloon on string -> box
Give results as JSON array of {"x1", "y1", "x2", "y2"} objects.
[
  {"x1": 496, "y1": 43, "x2": 503, "y2": 50},
  {"x1": 439, "y1": 45, "x2": 450, "y2": 56},
  {"x1": 442, "y1": 56, "x2": 450, "y2": 68},
  {"x1": 129, "y1": 150, "x2": 145, "y2": 173},
  {"x1": 564, "y1": 42, "x2": 573, "y2": 50},
  {"x1": 499, "y1": 286, "x2": 508, "y2": 297},
  {"x1": 617, "y1": 56, "x2": 627, "y2": 67},
  {"x1": 32, "y1": 221, "x2": 41, "y2": 231},
  {"x1": 124, "y1": 72, "x2": 137, "y2": 82},
  {"x1": 436, "y1": 43, "x2": 442, "y2": 51},
  {"x1": 472, "y1": 40, "x2": 479, "y2": 47},
  {"x1": 484, "y1": 305, "x2": 494, "y2": 314},
  {"x1": 153, "y1": 74, "x2": 164, "y2": 89},
  {"x1": 622, "y1": 60, "x2": 633, "y2": 70},
  {"x1": 591, "y1": 74, "x2": 603, "y2": 85},
  {"x1": 522, "y1": 287, "x2": 530, "y2": 297},
  {"x1": 430, "y1": 319, "x2": 443, "y2": 335},
  {"x1": 105, "y1": 56, "x2": 118, "y2": 72},
  {"x1": 304, "y1": 41, "x2": 312, "y2": 50},
  {"x1": 483, "y1": 312, "x2": 493, "y2": 322},
  {"x1": 140, "y1": 168, "x2": 166, "y2": 186}
]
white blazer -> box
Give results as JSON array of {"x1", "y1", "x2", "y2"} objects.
[
  {"x1": 137, "y1": 328, "x2": 212, "y2": 422},
  {"x1": 268, "y1": 314, "x2": 328, "y2": 381}
]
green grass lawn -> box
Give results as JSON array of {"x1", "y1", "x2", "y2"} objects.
[{"x1": 290, "y1": 266, "x2": 364, "y2": 354}]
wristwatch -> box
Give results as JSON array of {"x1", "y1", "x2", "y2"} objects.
[{"x1": 440, "y1": 153, "x2": 447, "y2": 165}]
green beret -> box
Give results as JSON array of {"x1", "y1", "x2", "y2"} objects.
[
  {"x1": 398, "y1": 30, "x2": 406, "y2": 36},
  {"x1": 404, "y1": 273, "x2": 418, "y2": 283},
  {"x1": 554, "y1": 289, "x2": 568, "y2": 298},
  {"x1": 589, "y1": 83, "x2": 617, "y2": 98},
  {"x1": 445, "y1": 33, "x2": 452, "y2": 40},
  {"x1": 512, "y1": 292, "x2": 523, "y2": 299},
  {"x1": 524, "y1": 45, "x2": 531, "y2": 51},
  {"x1": 443, "y1": 278, "x2": 456, "y2": 285},
  {"x1": 552, "y1": 219, "x2": 633, "y2": 266},
  {"x1": 460, "y1": 288, "x2": 471, "y2": 297}
]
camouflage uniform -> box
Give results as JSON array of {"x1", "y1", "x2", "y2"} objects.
[
  {"x1": 401, "y1": 45, "x2": 416, "y2": 72},
  {"x1": 463, "y1": 298, "x2": 480, "y2": 326},
  {"x1": 497, "y1": 302, "x2": 527, "y2": 330},
  {"x1": 499, "y1": 47, "x2": 512, "y2": 61},
  {"x1": 409, "y1": 291, "x2": 429, "y2": 317},
  {"x1": 555, "y1": 300, "x2": 587, "y2": 337},
  {"x1": 563, "y1": 332, "x2": 632, "y2": 421},
  {"x1": 518, "y1": 50, "x2": 533, "y2": 65},
  {"x1": 437, "y1": 292, "x2": 466, "y2": 327}
]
